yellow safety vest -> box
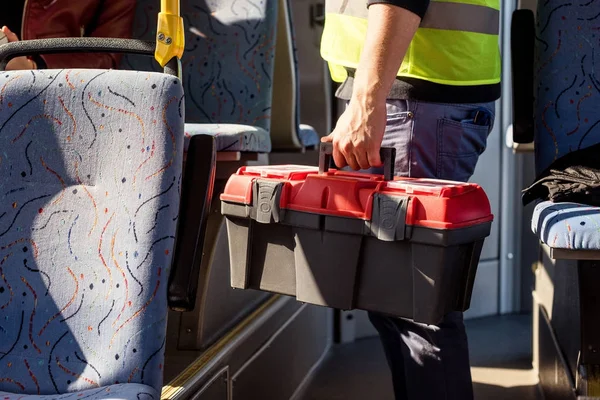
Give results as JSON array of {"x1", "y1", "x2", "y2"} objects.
[{"x1": 320, "y1": 0, "x2": 501, "y2": 86}]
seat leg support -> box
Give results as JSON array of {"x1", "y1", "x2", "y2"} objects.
[{"x1": 577, "y1": 260, "x2": 600, "y2": 397}]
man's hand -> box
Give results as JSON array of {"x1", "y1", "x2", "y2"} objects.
[
  {"x1": 2, "y1": 26, "x2": 37, "y2": 71},
  {"x1": 322, "y1": 97, "x2": 386, "y2": 170},
  {"x1": 321, "y1": 4, "x2": 421, "y2": 170}
]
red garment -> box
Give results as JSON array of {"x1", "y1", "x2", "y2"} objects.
[{"x1": 22, "y1": 0, "x2": 136, "y2": 69}]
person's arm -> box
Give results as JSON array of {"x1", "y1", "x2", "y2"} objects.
[
  {"x1": 321, "y1": 3, "x2": 423, "y2": 170},
  {"x1": 39, "y1": 0, "x2": 136, "y2": 70}
]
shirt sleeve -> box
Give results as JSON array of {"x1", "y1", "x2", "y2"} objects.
[{"x1": 367, "y1": 0, "x2": 430, "y2": 19}]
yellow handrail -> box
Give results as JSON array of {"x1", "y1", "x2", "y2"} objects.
[{"x1": 155, "y1": 0, "x2": 185, "y2": 67}]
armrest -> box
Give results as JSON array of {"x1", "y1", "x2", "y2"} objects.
[
  {"x1": 0, "y1": 38, "x2": 180, "y2": 76},
  {"x1": 511, "y1": 9, "x2": 535, "y2": 144},
  {"x1": 168, "y1": 134, "x2": 217, "y2": 311}
]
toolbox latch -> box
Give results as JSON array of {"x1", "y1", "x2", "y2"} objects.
[
  {"x1": 252, "y1": 180, "x2": 284, "y2": 224},
  {"x1": 370, "y1": 194, "x2": 409, "y2": 241}
]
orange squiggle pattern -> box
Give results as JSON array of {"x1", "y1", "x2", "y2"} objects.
[
  {"x1": 87, "y1": 93, "x2": 146, "y2": 145},
  {"x1": 537, "y1": 30, "x2": 562, "y2": 74},
  {"x1": 0, "y1": 239, "x2": 38, "y2": 258},
  {"x1": 21, "y1": 276, "x2": 42, "y2": 354},
  {"x1": 23, "y1": 359, "x2": 40, "y2": 395},
  {"x1": 99, "y1": 213, "x2": 115, "y2": 300},
  {"x1": 111, "y1": 229, "x2": 129, "y2": 326},
  {"x1": 235, "y1": 44, "x2": 260, "y2": 92},
  {"x1": 75, "y1": 161, "x2": 98, "y2": 237},
  {"x1": 39, "y1": 267, "x2": 78, "y2": 337},
  {"x1": 11, "y1": 115, "x2": 62, "y2": 143},
  {"x1": 252, "y1": 115, "x2": 270, "y2": 125},
  {"x1": 146, "y1": 97, "x2": 178, "y2": 180},
  {"x1": 237, "y1": 101, "x2": 244, "y2": 123},
  {"x1": 567, "y1": 92, "x2": 593, "y2": 136},
  {"x1": 110, "y1": 272, "x2": 161, "y2": 348},
  {"x1": 65, "y1": 71, "x2": 76, "y2": 89},
  {"x1": 41, "y1": 157, "x2": 66, "y2": 206},
  {"x1": 0, "y1": 75, "x2": 22, "y2": 108},
  {"x1": 542, "y1": 101, "x2": 559, "y2": 160},
  {"x1": 58, "y1": 96, "x2": 77, "y2": 142},
  {"x1": 55, "y1": 357, "x2": 99, "y2": 387},
  {"x1": 0, "y1": 378, "x2": 25, "y2": 391},
  {"x1": 128, "y1": 367, "x2": 139, "y2": 383},
  {"x1": 0, "y1": 253, "x2": 14, "y2": 310},
  {"x1": 247, "y1": 30, "x2": 275, "y2": 87},
  {"x1": 134, "y1": 141, "x2": 155, "y2": 185}
]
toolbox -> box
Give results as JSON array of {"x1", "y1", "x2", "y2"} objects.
[{"x1": 220, "y1": 143, "x2": 493, "y2": 324}]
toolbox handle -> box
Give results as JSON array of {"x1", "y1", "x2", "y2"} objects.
[{"x1": 318, "y1": 142, "x2": 396, "y2": 181}]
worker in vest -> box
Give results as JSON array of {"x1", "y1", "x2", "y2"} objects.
[{"x1": 320, "y1": 0, "x2": 500, "y2": 399}]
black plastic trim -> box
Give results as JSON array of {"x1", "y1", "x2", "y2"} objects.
[
  {"x1": 578, "y1": 260, "x2": 600, "y2": 365},
  {"x1": 222, "y1": 202, "x2": 492, "y2": 247},
  {"x1": 511, "y1": 9, "x2": 535, "y2": 143},
  {"x1": 318, "y1": 142, "x2": 396, "y2": 181},
  {"x1": 168, "y1": 134, "x2": 217, "y2": 311}
]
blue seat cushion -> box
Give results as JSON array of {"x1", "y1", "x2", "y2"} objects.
[
  {"x1": 299, "y1": 124, "x2": 320, "y2": 148},
  {"x1": 532, "y1": 201, "x2": 600, "y2": 250},
  {"x1": 0, "y1": 383, "x2": 159, "y2": 400},
  {"x1": 184, "y1": 123, "x2": 271, "y2": 153}
]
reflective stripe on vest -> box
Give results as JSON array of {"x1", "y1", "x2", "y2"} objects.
[
  {"x1": 327, "y1": 0, "x2": 500, "y2": 35},
  {"x1": 320, "y1": 0, "x2": 501, "y2": 86}
]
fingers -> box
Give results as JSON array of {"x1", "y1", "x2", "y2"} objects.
[
  {"x1": 351, "y1": 139, "x2": 370, "y2": 170},
  {"x1": 332, "y1": 138, "x2": 348, "y2": 169},
  {"x1": 3, "y1": 27, "x2": 19, "y2": 42},
  {"x1": 326, "y1": 134, "x2": 374, "y2": 171},
  {"x1": 366, "y1": 147, "x2": 382, "y2": 168},
  {"x1": 345, "y1": 153, "x2": 360, "y2": 170},
  {"x1": 321, "y1": 134, "x2": 346, "y2": 168}
]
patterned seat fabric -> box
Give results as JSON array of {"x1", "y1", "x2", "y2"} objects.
[
  {"x1": 534, "y1": 2, "x2": 600, "y2": 176},
  {"x1": 532, "y1": 201, "x2": 600, "y2": 251},
  {"x1": 531, "y1": 3, "x2": 600, "y2": 249},
  {"x1": 0, "y1": 383, "x2": 159, "y2": 400},
  {"x1": 299, "y1": 124, "x2": 320, "y2": 148},
  {"x1": 184, "y1": 124, "x2": 270, "y2": 153},
  {"x1": 122, "y1": 0, "x2": 278, "y2": 153},
  {"x1": 0, "y1": 69, "x2": 184, "y2": 398}
]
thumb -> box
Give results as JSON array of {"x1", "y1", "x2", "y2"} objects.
[
  {"x1": 3, "y1": 27, "x2": 19, "y2": 42},
  {"x1": 320, "y1": 134, "x2": 333, "y2": 143}
]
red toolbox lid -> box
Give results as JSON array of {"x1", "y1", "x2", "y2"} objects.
[{"x1": 221, "y1": 165, "x2": 493, "y2": 230}]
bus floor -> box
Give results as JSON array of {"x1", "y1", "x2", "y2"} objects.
[{"x1": 300, "y1": 313, "x2": 539, "y2": 400}]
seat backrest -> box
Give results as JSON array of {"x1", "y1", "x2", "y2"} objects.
[
  {"x1": 122, "y1": 0, "x2": 278, "y2": 132},
  {"x1": 0, "y1": 68, "x2": 183, "y2": 395},
  {"x1": 534, "y1": 2, "x2": 600, "y2": 175},
  {"x1": 270, "y1": 0, "x2": 330, "y2": 150},
  {"x1": 288, "y1": 0, "x2": 331, "y2": 140},
  {"x1": 270, "y1": 0, "x2": 302, "y2": 150}
]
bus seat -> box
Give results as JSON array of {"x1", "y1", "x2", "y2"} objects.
[
  {"x1": 122, "y1": 0, "x2": 278, "y2": 154},
  {"x1": 533, "y1": 2, "x2": 600, "y2": 177},
  {"x1": 0, "y1": 68, "x2": 183, "y2": 398},
  {"x1": 532, "y1": 202, "x2": 600, "y2": 252},
  {"x1": 530, "y1": 2, "x2": 600, "y2": 397},
  {"x1": 121, "y1": 0, "x2": 280, "y2": 359},
  {"x1": 270, "y1": 0, "x2": 320, "y2": 151}
]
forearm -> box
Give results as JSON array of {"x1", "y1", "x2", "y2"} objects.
[{"x1": 352, "y1": 4, "x2": 422, "y2": 104}]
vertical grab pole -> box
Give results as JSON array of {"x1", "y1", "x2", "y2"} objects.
[{"x1": 155, "y1": 0, "x2": 185, "y2": 71}]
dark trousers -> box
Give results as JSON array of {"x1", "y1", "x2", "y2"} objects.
[{"x1": 356, "y1": 98, "x2": 496, "y2": 399}]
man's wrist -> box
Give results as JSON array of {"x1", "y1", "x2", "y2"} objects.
[{"x1": 352, "y1": 79, "x2": 388, "y2": 106}]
